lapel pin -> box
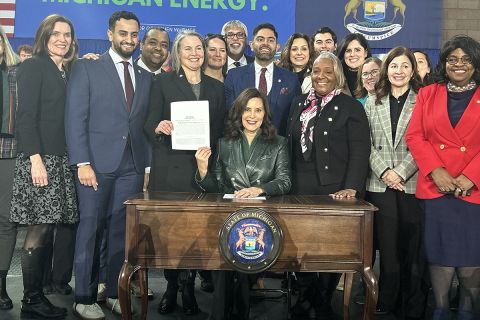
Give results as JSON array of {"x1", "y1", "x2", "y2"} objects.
[
  {"x1": 477, "y1": 100, "x2": 480, "y2": 104},
  {"x1": 278, "y1": 79, "x2": 281, "y2": 83}
]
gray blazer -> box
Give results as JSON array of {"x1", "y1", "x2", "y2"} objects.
[{"x1": 364, "y1": 90, "x2": 418, "y2": 194}]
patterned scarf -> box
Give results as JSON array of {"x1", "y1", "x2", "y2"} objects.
[{"x1": 300, "y1": 87, "x2": 341, "y2": 160}]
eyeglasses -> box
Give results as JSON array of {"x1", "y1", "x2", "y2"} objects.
[
  {"x1": 361, "y1": 69, "x2": 380, "y2": 79},
  {"x1": 446, "y1": 55, "x2": 472, "y2": 65},
  {"x1": 225, "y1": 32, "x2": 245, "y2": 39}
]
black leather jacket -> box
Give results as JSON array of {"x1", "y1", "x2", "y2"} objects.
[{"x1": 197, "y1": 135, "x2": 291, "y2": 196}]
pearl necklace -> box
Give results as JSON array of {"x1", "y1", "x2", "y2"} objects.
[{"x1": 447, "y1": 80, "x2": 477, "y2": 92}]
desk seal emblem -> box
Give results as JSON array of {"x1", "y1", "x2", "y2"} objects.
[{"x1": 219, "y1": 208, "x2": 283, "y2": 274}]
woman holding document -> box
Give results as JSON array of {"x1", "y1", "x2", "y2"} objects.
[
  {"x1": 195, "y1": 87, "x2": 291, "y2": 320},
  {"x1": 144, "y1": 30, "x2": 225, "y2": 316}
]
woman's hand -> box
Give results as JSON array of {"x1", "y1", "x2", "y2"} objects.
[
  {"x1": 430, "y1": 167, "x2": 457, "y2": 193},
  {"x1": 78, "y1": 165, "x2": 98, "y2": 191},
  {"x1": 195, "y1": 147, "x2": 211, "y2": 179},
  {"x1": 330, "y1": 189, "x2": 357, "y2": 199},
  {"x1": 154, "y1": 120, "x2": 174, "y2": 135},
  {"x1": 30, "y1": 154, "x2": 48, "y2": 187},
  {"x1": 382, "y1": 169, "x2": 406, "y2": 191},
  {"x1": 234, "y1": 187, "x2": 264, "y2": 198},
  {"x1": 454, "y1": 174, "x2": 475, "y2": 198}
]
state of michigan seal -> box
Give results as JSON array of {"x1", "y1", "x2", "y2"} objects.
[
  {"x1": 344, "y1": 0, "x2": 406, "y2": 40},
  {"x1": 218, "y1": 208, "x2": 283, "y2": 274}
]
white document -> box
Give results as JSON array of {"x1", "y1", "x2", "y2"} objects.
[
  {"x1": 171, "y1": 100, "x2": 210, "y2": 150},
  {"x1": 223, "y1": 194, "x2": 267, "y2": 200}
]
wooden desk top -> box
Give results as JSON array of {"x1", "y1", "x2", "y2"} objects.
[{"x1": 126, "y1": 192, "x2": 377, "y2": 213}]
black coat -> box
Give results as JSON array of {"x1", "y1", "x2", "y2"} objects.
[
  {"x1": 144, "y1": 69, "x2": 226, "y2": 192},
  {"x1": 197, "y1": 135, "x2": 291, "y2": 195},
  {"x1": 286, "y1": 92, "x2": 370, "y2": 195},
  {"x1": 16, "y1": 55, "x2": 68, "y2": 156}
]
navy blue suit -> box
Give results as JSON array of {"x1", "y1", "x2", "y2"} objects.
[
  {"x1": 224, "y1": 63, "x2": 300, "y2": 136},
  {"x1": 65, "y1": 53, "x2": 152, "y2": 303}
]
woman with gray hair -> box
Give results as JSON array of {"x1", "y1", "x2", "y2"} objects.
[
  {"x1": 286, "y1": 52, "x2": 370, "y2": 318},
  {"x1": 144, "y1": 30, "x2": 226, "y2": 316}
]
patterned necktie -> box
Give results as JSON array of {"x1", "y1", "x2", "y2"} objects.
[
  {"x1": 259, "y1": 67, "x2": 267, "y2": 96},
  {"x1": 122, "y1": 61, "x2": 134, "y2": 111},
  {"x1": 233, "y1": 61, "x2": 241, "y2": 67}
]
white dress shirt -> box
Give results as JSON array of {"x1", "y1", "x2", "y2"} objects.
[
  {"x1": 227, "y1": 55, "x2": 248, "y2": 71},
  {"x1": 109, "y1": 48, "x2": 136, "y2": 99},
  {"x1": 254, "y1": 61, "x2": 274, "y2": 95}
]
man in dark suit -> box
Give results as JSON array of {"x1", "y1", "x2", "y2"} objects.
[
  {"x1": 136, "y1": 27, "x2": 170, "y2": 77},
  {"x1": 224, "y1": 23, "x2": 301, "y2": 136},
  {"x1": 221, "y1": 20, "x2": 254, "y2": 72},
  {"x1": 65, "y1": 11, "x2": 152, "y2": 319}
]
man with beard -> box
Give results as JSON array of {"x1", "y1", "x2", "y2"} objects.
[
  {"x1": 221, "y1": 20, "x2": 254, "y2": 71},
  {"x1": 225, "y1": 23, "x2": 300, "y2": 135},
  {"x1": 65, "y1": 11, "x2": 152, "y2": 319},
  {"x1": 137, "y1": 27, "x2": 170, "y2": 77}
]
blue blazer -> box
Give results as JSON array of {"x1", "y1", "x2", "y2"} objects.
[
  {"x1": 65, "y1": 53, "x2": 152, "y2": 173},
  {"x1": 224, "y1": 63, "x2": 301, "y2": 136}
]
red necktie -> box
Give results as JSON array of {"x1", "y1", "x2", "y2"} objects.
[
  {"x1": 122, "y1": 61, "x2": 134, "y2": 111},
  {"x1": 259, "y1": 67, "x2": 267, "y2": 96}
]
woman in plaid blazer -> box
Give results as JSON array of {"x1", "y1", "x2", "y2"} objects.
[{"x1": 364, "y1": 47, "x2": 428, "y2": 318}]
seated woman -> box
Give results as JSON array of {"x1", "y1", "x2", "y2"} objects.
[{"x1": 195, "y1": 87, "x2": 291, "y2": 320}]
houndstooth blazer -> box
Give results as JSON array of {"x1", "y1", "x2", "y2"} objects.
[{"x1": 364, "y1": 90, "x2": 418, "y2": 194}]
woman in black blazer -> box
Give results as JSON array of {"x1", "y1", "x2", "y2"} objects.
[
  {"x1": 286, "y1": 52, "x2": 370, "y2": 318},
  {"x1": 9, "y1": 15, "x2": 78, "y2": 319},
  {"x1": 195, "y1": 88, "x2": 291, "y2": 320},
  {"x1": 144, "y1": 30, "x2": 226, "y2": 316}
]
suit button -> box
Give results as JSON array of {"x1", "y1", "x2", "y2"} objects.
[
  {"x1": 324, "y1": 148, "x2": 328, "y2": 152},
  {"x1": 122, "y1": 136, "x2": 127, "y2": 140},
  {"x1": 257, "y1": 179, "x2": 260, "y2": 184},
  {"x1": 231, "y1": 178, "x2": 235, "y2": 181},
  {"x1": 324, "y1": 131, "x2": 328, "y2": 135},
  {"x1": 460, "y1": 146, "x2": 466, "y2": 152},
  {"x1": 328, "y1": 118, "x2": 332, "y2": 122},
  {"x1": 325, "y1": 166, "x2": 328, "y2": 170},
  {"x1": 439, "y1": 144, "x2": 445, "y2": 150},
  {"x1": 378, "y1": 146, "x2": 382, "y2": 150}
]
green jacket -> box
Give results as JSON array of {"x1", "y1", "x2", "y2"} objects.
[{"x1": 197, "y1": 135, "x2": 291, "y2": 196}]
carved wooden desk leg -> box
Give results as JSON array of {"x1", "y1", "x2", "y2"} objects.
[
  {"x1": 138, "y1": 268, "x2": 148, "y2": 320},
  {"x1": 362, "y1": 267, "x2": 378, "y2": 320},
  {"x1": 343, "y1": 272, "x2": 353, "y2": 320},
  {"x1": 118, "y1": 261, "x2": 134, "y2": 320}
]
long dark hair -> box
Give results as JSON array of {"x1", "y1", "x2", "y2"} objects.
[
  {"x1": 412, "y1": 49, "x2": 433, "y2": 85},
  {"x1": 33, "y1": 14, "x2": 77, "y2": 62},
  {"x1": 336, "y1": 33, "x2": 371, "y2": 71},
  {"x1": 224, "y1": 88, "x2": 277, "y2": 142},
  {"x1": 375, "y1": 47, "x2": 422, "y2": 104},
  {"x1": 278, "y1": 33, "x2": 313, "y2": 73},
  {"x1": 432, "y1": 35, "x2": 480, "y2": 85}
]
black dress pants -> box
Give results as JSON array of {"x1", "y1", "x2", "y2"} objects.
[
  {"x1": 209, "y1": 270, "x2": 251, "y2": 320},
  {"x1": 367, "y1": 189, "x2": 429, "y2": 318}
]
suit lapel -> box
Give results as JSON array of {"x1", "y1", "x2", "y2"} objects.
[
  {"x1": 245, "y1": 141, "x2": 268, "y2": 179},
  {"x1": 130, "y1": 63, "x2": 146, "y2": 116},
  {"x1": 393, "y1": 90, "x2": 416, "y2": 149},
  {"x1": 174, "y1": 68, "x2": 197, "y2": 101},
  {"x1": 230, "y1": 140, "x2": 250, "y2": 187},
  {"x1": 433, "y1": 85, "x2": 462, "y2": 144},
  {"x1": 100, "y1": 54, "x2": 129, "y2": 113},
  {"x1": 268, "y1": 66, "x2": 281, "y2": 112},
  {"x1": 377, "y1": 96, "x2": 394, "y2": 149}
]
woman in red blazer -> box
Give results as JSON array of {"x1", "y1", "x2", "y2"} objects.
[{"x1": 406, "y1": 35, "x2": 480, "y2": 320}]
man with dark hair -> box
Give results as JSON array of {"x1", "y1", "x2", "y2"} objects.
[
  {"x1": 221, "y1": 20, "x2": 254, "y2": 71},
  {"x1": 137, "y1": 27, "x2": 170, "y2": 76},
  {"x1": 224, "y1": 22, "x2": 300, "y2": 136},
  {"x1": 66, "y1": 11, "x2": 152, "y2": 319},
  {"x1": 312, "y1": 26, "x2": 337, "y2": 55},
  {"x1": 17, "y1": 44, "x2": 32, "y2": 62}
]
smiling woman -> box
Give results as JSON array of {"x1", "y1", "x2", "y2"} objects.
[
  {"x1": 278, "y1": 33, "x2": 313, "y2": 92},
  {"x1": 286, "y1": 51, "x2": 370, "y2": 319},
  {"x1": 9, "y1": 14, "x2": 78, "y2": 320},
  {"x1": 195, "y1": 87, "x2": 291, "y2": 320},
  {"x1": 144, "y1": 30, "x2": 226, "y2": 316}
]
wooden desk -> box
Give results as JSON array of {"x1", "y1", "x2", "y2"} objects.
[{"x1": 119, "y1": 192, "x2": 378, "y2": 320}]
